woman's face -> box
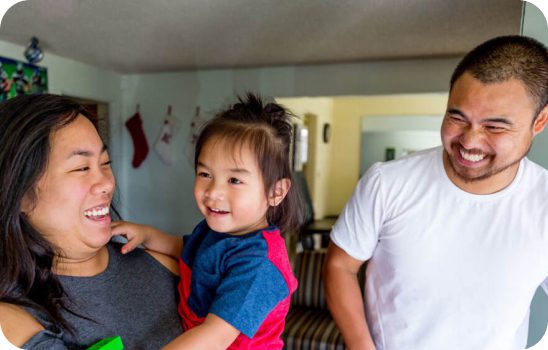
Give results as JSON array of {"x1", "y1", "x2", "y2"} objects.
[{"x1": 23, "y1": 115, "x2": 115, "y2": 258}]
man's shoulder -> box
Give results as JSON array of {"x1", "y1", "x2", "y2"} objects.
[
  {"x1": 521, "y1": 157, "x2": 548, "y2": 192},
  {"x1": 523, "y1": 157, "x2": 548, "y2": 176}
]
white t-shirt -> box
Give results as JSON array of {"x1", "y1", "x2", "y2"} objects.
[{"x1": 331, "y1": 146, "x2": 548, "y2": 350}]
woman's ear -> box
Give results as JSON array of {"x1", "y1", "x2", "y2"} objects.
[
  {"x1": 20, "y1": 193, "x2": 34, "y2": 215},
  {"x1": 268, "y1": 178, "x2": 291, "y2": 207},
  {"x1": 21, "y1": 198, "x2": 30, "y2": 215}
]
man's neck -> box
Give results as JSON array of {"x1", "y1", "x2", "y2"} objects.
[{"x1": 442, "y1": 152, "x2": 520, "y2": 195}]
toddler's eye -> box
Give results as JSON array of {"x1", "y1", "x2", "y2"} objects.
[
  {"x1": 73, "y1": 166, "x2": 90, "y2": 172},
  {"x1": 229, "y1": 178, "x2": 242, "y2": 184},
  {"x1": 197, "y1": 172, "x2": 211, "y2": 178}
]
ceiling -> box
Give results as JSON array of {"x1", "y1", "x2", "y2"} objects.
[{"x1": 0, "y1": 0, "x2": 523, "y2": 74}]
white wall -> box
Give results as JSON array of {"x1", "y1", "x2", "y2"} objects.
[
  {"x1": 0, "y1": 41, "x2": 122, "y2": 101},
  {"x1": 0, "y1": 39, "x2": 125, "y2": 195},
  {"x1": 0, "y1": 37, "x2": 459, "y2": 233},
  {"x1": 119, "y1": 58, "x2": 459, "y2": 234},
  {"x1": 521, "y1": 3, "x2": 548, "y2": 347},
  {"x1": 523, "y1": 2, "x2": 548, "y2": 169},
  {"x1": 360, "y1": 115, "x2": 443, "y2": 175}
]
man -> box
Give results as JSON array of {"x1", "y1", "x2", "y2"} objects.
[{"x1": 324, "y1": 35, "x2": 548, "y2": 350}]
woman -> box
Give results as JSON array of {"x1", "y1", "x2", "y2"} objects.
[{"x1": 0, "y1": 94, "x2": 183, "y2": 349}]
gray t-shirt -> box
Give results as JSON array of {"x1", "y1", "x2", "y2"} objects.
[{"x1": 22, "y1": 242, "x2": 183, "y2": 349}]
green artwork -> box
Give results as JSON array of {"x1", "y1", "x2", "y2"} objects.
[
  {"x1": 0, "y1": 56, "x2": 48, "y2": 101},
  {"x1": 385, "y1": 147, "x2": 396, "y2": 161}
]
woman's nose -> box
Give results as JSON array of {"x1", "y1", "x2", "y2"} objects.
[{"x1": 93, "y1": 169, "x2": 115, "y2": 195}]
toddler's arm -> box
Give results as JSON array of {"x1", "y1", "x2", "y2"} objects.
[
  {"x1": 110, "y1": 221, "x2": 183, "y2": 258},
  {"x1": 162, "y1": 314, "x2": 240, "y2": 350}
]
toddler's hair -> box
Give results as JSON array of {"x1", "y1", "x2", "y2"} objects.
[{"x1": 195, "y1": 93, "x2": 306, "y2": 234}]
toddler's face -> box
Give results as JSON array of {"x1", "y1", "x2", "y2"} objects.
[{"x1": 194, "y1": 139, "x2": 269, "y2": 235}]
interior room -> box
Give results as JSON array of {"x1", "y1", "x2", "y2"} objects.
[{"x1": 0, "y1": 0, "x2": 546, "y2": 348}]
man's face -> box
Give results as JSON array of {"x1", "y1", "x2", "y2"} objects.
[{"x1": 441, "y1": 72, "x2": 547, "y2": 194}]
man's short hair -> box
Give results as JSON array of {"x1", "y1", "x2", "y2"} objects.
[{"x1": 450, "y1": 35, "x2": 548, "y2": 116}]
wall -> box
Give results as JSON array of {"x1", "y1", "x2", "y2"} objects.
[
  {"x1": 0, "y1": 39, "x2": 125, "y2": 186},
  {"x1": 280, "y1": 94, "x2": 448, "y2": 218},
  {"x1": 1, "y1": 7, "x2": 546, "y2": 344},
  {"x1": 119, "y1": 58, "x2": 459, "y2": 234},
  {"x1": 326, "y1": 94, "x2": 448, "y2": 215},
  {"x1": 521, "y1": 2, "x2": 548, "y2": 347},
  {"x1": 0, "y1": 41, "x2": 122, "y2": 101},
  {"x1": 359, "y1": 115, "x2": 443, "y2": 175},
  {"x1": 0, "y1": 37, "x2": 459, "y2": 232},
  {"x1": 523, "y1": 2, "x2": 548, "y2": 168},
  {"x1": 276, "y1": 97, "x2": 334, "y2": 219}
]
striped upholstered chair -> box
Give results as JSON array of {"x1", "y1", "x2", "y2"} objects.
[{"x1": 282, "y1": 250, "x2": 346, "y2": 350}]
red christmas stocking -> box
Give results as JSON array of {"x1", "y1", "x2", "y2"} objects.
[{"x1": 125, "y1": 112, "x2": 149, "y2": 168}]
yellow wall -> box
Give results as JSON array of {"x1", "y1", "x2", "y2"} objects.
[
  {"x1": 279, "y1": 93, "x2": 448, "y2": 218},
  {"x1": 277, "y1": 97, "x2": 334, "y2": 219},
  {"x1": 327, "y1": 94, "x2": 448, "y2": 215}
]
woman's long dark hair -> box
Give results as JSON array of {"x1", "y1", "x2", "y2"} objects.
[{"x1": 0, "y1": 94, "x2": 106, "y2": 332}]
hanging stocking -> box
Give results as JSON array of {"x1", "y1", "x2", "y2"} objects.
[
  {"x1": 125, "y1": 111, "x2": 149, "y2": 168},
  {"x1": 185, "y1": 106, "x2": 208, "y2": 164},
  {"x1": 154, "y1": 106, "x2": 181, "y2": 165}
]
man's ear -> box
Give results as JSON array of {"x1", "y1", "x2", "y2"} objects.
[
  {"x1": 533, "y1": 105, "x2": 548, "y2": 136},
  {"x1": 268, "y1": 178, "x2": 291, "y2": 207}
]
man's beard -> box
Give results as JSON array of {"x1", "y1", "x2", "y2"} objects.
[{"x1": 445, "y1": 143, "x2": 531, "y2": 184}]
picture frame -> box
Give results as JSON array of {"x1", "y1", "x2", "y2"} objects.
[{"x1": 0, "y1": 56, "x2": 48, "y2": 101}]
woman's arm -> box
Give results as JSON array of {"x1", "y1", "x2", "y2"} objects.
[
  {"x1": 0, "y1": 303, "x2": 45, "y2": 347},
  {"x1": 145, "y1": 250, "x2": 180, "y2": 275},
  {"x1": 162, "y1": 314, "x2": 240, "y2": 350},
  {"x1": 111, "y1": 221, "x2": 183, "y2": 258}
]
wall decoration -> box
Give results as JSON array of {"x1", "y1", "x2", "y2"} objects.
[
  {"x1": 322, "y1": 123, "x2": 331, "y2": 143},
  {"x1": 185, "y1": 106, "x2": 208, "y2": 165},
  {"x1": 0, "y1": 56, "x2": 47, "y2": 101},
  {"x1": 155, "y1": 105, "x2": 182, "y2": 165},
  {"x1": 126, "y1": 105, "x2": 149, "y2": 168},
  {"x1": 24, "y1": 37, "x2": 44, "y2": 64},
  {"x1": 292, "y1": 124, "x2": 309, "y2": 171},
  {"x1": 385, "y1": 147, "x2": 396, "y2": 161}
]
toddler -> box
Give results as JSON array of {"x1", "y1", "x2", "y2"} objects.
[{"x1": 112, "y1": 93, "x2": 305, "y2": 349}]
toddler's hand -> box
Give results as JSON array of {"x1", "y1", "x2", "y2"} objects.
[{"x1": 110, "y1": 221, "x2": 152, "y2": 254}]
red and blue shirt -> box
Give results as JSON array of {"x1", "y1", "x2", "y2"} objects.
[{"x1": 177, "y1": 220, "x2": 298, "y2": 349}]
